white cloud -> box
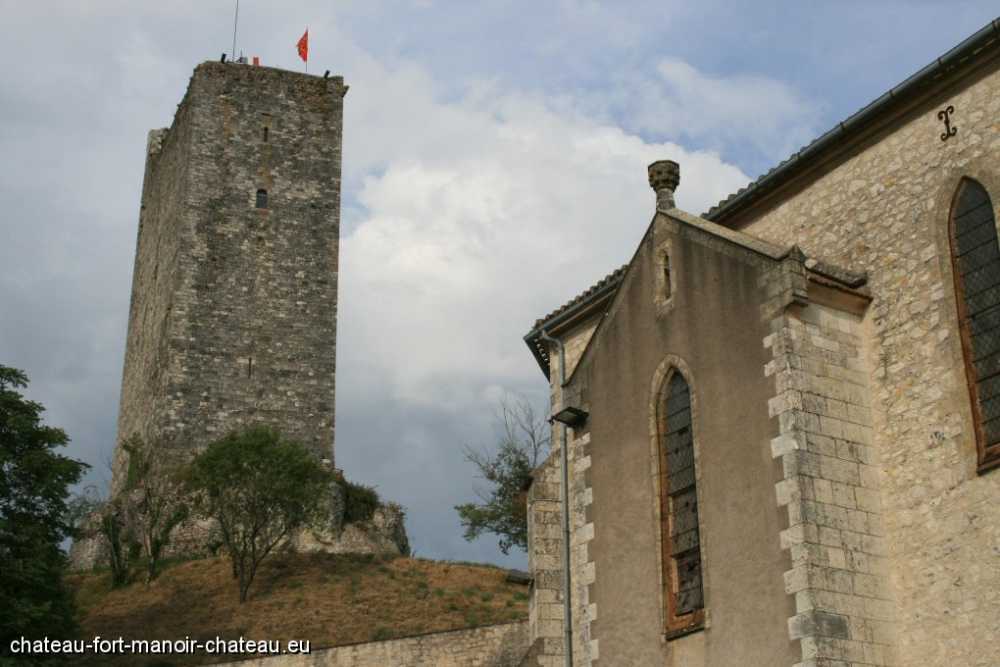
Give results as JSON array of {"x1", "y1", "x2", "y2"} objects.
[
  {"x1": 657, "y1": 58, "x2": 821, "y2": 151},
  {"x1": 335, "y1": 58, "x2": 751, "y2": 408},
  {"x1": 582, "y1": 58, "x2": 823, "y2": 168}
]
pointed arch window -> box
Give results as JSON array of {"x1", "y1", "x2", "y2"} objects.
[
  {"x1": 255, "y1": 189, "x2": 268, "y2": 209},
  {"x1": 951, "y1": 178, "x2": 1000, "y2": 472},
  {"x1": 656, "y1": 369, "x2": 705, "y2": 636}
]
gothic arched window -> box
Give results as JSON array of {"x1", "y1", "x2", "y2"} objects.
[
  {"x1": 950, "y1": 178, "x2": 1000, "y2": 472},
  {"x1": 656, "y1": 369, "x2": 705, "y2": 636},
  {"x1": 256, "y1": 189, "x2": 268, "y2": 209}
]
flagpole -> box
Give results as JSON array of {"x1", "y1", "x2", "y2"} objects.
[
  {"x1": 231, "y1": 0, "x2": 239, "y2": 60},
  {"x1": 305, "y1": 26, "x2": 309, "y2": 74}
]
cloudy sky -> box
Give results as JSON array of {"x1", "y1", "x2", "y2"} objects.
[{"x1": 1, "y1": 1, "x2": 996, "y2": 567}]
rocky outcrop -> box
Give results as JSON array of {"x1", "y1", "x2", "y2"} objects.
[{"x1": 68, "y1": 480, "x2": 409, "y2": 571}]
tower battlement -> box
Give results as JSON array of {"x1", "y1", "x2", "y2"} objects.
[{"x1": 113, "y1": 61, "x2": 347, "y2": 489}]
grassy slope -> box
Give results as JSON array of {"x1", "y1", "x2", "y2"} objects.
[{"x1": 68, "y1": 553, "x2": 529, "y2": 666}]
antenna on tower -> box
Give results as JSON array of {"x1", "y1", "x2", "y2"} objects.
[{"x1": 230, "y1": 0, "x2": 240, "y2": 64}]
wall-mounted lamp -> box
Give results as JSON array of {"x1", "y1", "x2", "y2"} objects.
[{"x1": 551, "y1": 406, "x2": 589, "y2": 427}]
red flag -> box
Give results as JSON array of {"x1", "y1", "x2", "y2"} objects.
[{"x1": 297, "y1": 29, "x2": 309, "y2": 62}]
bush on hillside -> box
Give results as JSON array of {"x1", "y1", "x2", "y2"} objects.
[
  {"x1": 187, "y1": 426, "x2": 334, "y2": 602},
  {"x1": 341, "y1": 478, "x2": 380, "y2": 524}
]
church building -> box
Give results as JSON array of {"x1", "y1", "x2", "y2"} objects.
[{"x1": 523, "y1": 18, "x2": 1000, "y2": 667}]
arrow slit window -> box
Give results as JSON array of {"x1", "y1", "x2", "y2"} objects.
[
  {"x1": 656, "y1": 369, "x2": 705, "y2": 636},
  {"x1": 950, "y1": 178, "x2": 1000, "y2": 472}
]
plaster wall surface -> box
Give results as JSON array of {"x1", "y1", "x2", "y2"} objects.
[
  {"x1": 733, "y1": 58, "x2": 1000, "y2": 666},
  {"x1": 562, "y1": 320, "x2": 600, "y2": 380},
  {"x1": 555, "y1": 215, "x2": 798, "y2": 665}
]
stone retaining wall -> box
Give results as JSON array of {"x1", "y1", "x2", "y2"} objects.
[{"x1": 219, "y1": 621, "x2": 529, "y2": 667}]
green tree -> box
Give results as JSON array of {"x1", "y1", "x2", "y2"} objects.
[
  {"x1": 120, "y1": 435, "x2": 188, "y2": 582},
  {"x1": 187, "y1": 426, "x2": 334, "y2": 602},
  {"x1": 99, "y1": 496, "x2": 135, "y2": 588},
  {"x1": 66, "y1": 472, "x2": 139, "y2": 589},
  {"x1": 0, "y1": 365, "x2": 88, "y2": 650},
  {"x1": 455, "y1": 395, "x2": 549, "y2": 554}
]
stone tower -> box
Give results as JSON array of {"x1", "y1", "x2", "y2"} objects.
[{"x1": 112, "y1": 62, "x2": 347, "y2": 489}]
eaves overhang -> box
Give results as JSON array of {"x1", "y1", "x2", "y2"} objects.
[{"x1": 523, "y1": 265, "x2": 627, "y2": 378}]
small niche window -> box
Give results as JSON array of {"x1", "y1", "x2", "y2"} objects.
[
  {"x1": 255, "y1": 189, "x2": 268, "y2": 209},
  {"x1": 657, "y1": 369, "x2": 705, "y2": 636},
  {"x1": 261, "y1": 113, "x2": 272, "y2": 143},
  {"x1": 655, "y1": 246, "x2": 674, "y2": 311},
  {"x1": 662, "y1": 253, "x2": 672, "y2": 300},
  {"x1": 949, "y1": 177, "x2": 1000, "y2": 472}
]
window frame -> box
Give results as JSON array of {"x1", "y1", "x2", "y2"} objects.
[
  {"x1": 949, "y1": 177, "x2": 1000, "y2": 473},
  {"x1": 655, "y1": 367, "x2": 706, "y2": 638}
]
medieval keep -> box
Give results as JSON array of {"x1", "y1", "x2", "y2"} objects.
[
  {"x1": 113, "y1": 61, "x2": 346, "y2": 488},
  {"x1": 522, "y1": 18, "x2": 1000, "y2": 667},
  {"x1": 63, "y1": 61, "x2": 410, "y2": 566}
]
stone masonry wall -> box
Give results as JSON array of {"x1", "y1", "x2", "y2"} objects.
[
  {"x1": 114, "y1": 62, "x2": 347, "y2": 489},
  {"x1": 529, "y1": 333, "x2": 601, "y2": 667},
  {"x1": 764, "y1": 262, "x2": 894, "y2": 665},
  {"x1": 221, "y1": 621, "x2": 529, "y2": 667},
  {"x1": 527, "y1": 452, "x2": 564, "y2": 665},
  {"x1": 567, "y1": 431, "x2": 597, "y2": 667},
  {"x1": 526, "y1": 403, "x2": 597, "y2": 664},
  {"x1": 113, "y1": 118, "x2": 194, "y2": 491},
  {"x1": 738, "y1": 60, "x2": 1000, "y2": 665}
]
